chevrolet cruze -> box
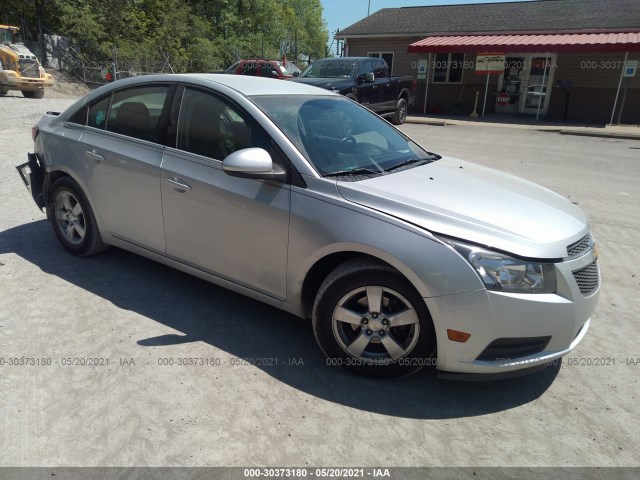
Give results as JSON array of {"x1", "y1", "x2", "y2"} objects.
[{"x1": 17, "y1": 74, "x2": 600, "y2": 379}]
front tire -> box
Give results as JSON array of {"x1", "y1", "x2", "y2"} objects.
[
  {"x1": 49, "y1": 177, "x2": 107, "y2": 256},
  {"x1": 312, "y1": 259, "x2": 435, "y2": 378},
  {"x1": 391, "y1": 97, "x2": 408, "y2": 125},
  {"x1": 22, "y1": 90, "x2": 45, "y2": 99}
]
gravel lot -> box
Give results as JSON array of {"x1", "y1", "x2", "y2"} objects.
[{"x1": 1, "y1": 91, "x2": 639, "y2": 468}]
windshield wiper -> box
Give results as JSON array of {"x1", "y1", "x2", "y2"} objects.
[
  {"x1": 323, "y1": 167, "x2": 382, "y2": 178},
  {"x1": 384, "y1": 158, "x2": 432, "y2": 172}
]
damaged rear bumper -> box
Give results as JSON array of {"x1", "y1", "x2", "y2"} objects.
[{"x1": 16, "y1": 153, "x2": 46, "y2": 210}]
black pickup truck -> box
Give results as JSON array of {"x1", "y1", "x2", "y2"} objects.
[{"x1": 290, "y1": 57, "x2": 416, "y2": 125}]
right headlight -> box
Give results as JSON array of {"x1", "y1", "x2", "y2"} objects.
[{"x1": 443, "y1": 238, "x2": 557, "y2": 294}]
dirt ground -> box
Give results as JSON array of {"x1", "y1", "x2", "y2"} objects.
[{"x1": 0, "y1": 84, "x2": 639, "y2": 469}]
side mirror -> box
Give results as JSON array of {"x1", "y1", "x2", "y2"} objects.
[
  {"x1": 293, "y1": 71, "x2": 300, "y2": 77},
  {"x1": 364, "y1": 72, "x2": 375, "y2": 83},
  {"x1": 271, "y1": 70, "x2": 279, "y2": 77},
  {"x1": 222, "y1": 148, "x2": 286, "y2": 180}
]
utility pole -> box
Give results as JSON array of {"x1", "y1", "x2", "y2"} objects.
[{"x1": 368, "y1": 0, "x2": 371, "y2": 16}]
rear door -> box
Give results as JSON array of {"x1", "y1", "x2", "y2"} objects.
[
  {"x1": 160, "y1": 86, "x2": 291, "y2": 299},
  {"x1": 79, "y1": 84, "x2": 172, "y2": 253}
]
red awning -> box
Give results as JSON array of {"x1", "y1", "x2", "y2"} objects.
[{"x1": 408, "y1": 32, "x2": 640, "y2": 53}]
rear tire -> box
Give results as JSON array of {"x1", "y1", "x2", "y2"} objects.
[
  {"x1": 312, "y1": 258, "x2": 436, "y2": 378},
  {"x1": 49, "y1": 177, "x2": 107, "y2": 256},
  {"x1": 22, "y1": 90, "x2": 45, "y2": 99},
  {"x1": 391, "y1": 97, "x2": 408, "y2": 125}
]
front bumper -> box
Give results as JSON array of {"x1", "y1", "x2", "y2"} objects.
[
  {"x1": 1, "y1": 72, "x2": 54, "y2": 91},
  {"x1": 426, "y1": 245, "x2": 599, "y2": 375}
]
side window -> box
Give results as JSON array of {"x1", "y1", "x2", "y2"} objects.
[
  {"x1": 88, "y1": 95, "x2": 111, "y2": 130},
  {"x1": 177, "y1": 88, "x2": 267, "y2": 160},
  {"x1": 374, "y1": 60, "x2": 386, "y2": 78},
  {"x1": 68, "y1": 105, "x2": 88, "y2": 125},
  {"x1": 106, "y1": 85, "x2": 170, "y2": 143},
  {"x1": 260, "y1": 62, "x2": 278, "y2": 78},
  {"x1": 357, "y1": 61, "x2": 373, "y2": 77},
  {"x1": 241, "y1": 62, "x2": 258, "y2": 76},
  {"x1": 368, "y1": 52, "x2": 394, "y2": 75}
]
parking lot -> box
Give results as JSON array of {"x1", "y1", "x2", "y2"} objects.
[{"x1": 1, "y1": 93, "x2": 639, "y2": 468}]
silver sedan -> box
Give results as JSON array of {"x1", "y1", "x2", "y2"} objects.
[{"x1": 17, "y1": 74, "x2": 599, "y2": 379}]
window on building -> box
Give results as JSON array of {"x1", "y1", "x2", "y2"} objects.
[
  {"x1": 433, "y1": 53, "x2": 465, "y2": 84},
  {"x1": 368, "y1": 52, "x2": 394, "y2": 75}
]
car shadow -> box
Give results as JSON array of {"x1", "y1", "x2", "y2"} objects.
[{"x1": 0, "y1": 220, "x2": 560, "y2": 419}]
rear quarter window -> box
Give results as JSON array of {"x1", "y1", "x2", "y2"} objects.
[
  {"x1": 88, "y1": 95, "x2": 112, "y2": 130},
  {"x1": 67, "y1": 105, "x2": 87, "y2": 125}
]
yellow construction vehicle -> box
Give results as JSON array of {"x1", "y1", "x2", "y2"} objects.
[{"x1": 0, "y1": 24, "x2": 54, "y2": 98}]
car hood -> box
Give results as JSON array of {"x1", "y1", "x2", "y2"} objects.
[
  {"x1": 336, "y1": 157, "x2": 589, "y2": 259},
  {"x1": 290, "y1": 77, "x2": 354, "y2": 91}
]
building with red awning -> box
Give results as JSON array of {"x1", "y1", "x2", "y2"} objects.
[{"x1": 335, "y1": 0, "x2": 640, "y2": 123}]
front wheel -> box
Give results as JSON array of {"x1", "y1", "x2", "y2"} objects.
[
  {"x1": 22, "y1": 90, "x2": 45, "y2": 99},
  {"x1": 49, "y1": 177, "x2": 107, "y2": 256},
  {"x1": 390, "y1": 97, "x2": 408, "y2": 125},
  {"x1": 312, "y1": 259, "x2": 436, "y2": 378}
]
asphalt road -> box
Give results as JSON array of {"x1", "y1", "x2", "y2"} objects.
[{"x1": 1, "y1": 94, "x2": 639, "y2": 468}]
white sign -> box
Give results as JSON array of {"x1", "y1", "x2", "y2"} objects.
[
  {"x1": 417, "y1": 59, "x2": 428, "y2": 79},
  {"x1": 475, "y1": 54, "x2": 505, "y2": 74},
  {"x1": 623, "y1": 60, "x2": 638, "y2": 78}
]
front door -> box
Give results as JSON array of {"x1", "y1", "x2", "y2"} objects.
[
  {"x1": 160, "y1": 87, "x2": 290, "y2": 299},
  {"x1": 496, "y1": 53, "x2": 556, "y2": 116}
]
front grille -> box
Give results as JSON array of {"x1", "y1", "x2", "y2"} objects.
[
  {"x1": 572, "y1": 261, "x2": 599, "y2": 296},
  {"x1": 567, "y1": 234, "x2": 593, "y2": 258},
  {"x1": 476, "y1": 336, "x2": 552, "y2": 362},
  {"x1": 19, "y1": 60, "x2": 40, "y2": 79}
]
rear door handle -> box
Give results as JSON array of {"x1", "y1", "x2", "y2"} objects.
[
  {"x1": 165, "y1": 177, "x2": 191, "y2": 192},
  {"x1": 85, "y1": 150, "x2": 104, "y2": 162}
]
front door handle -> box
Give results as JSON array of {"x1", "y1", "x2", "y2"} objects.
[
  {"x1": 165, "y1": 177, "x2": 191, "y2": 192},
  {"x1": 85, "y1": 150, "x2": 104, "y2": 162}
]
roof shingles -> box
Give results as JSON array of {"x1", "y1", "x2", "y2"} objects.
[{"x1": 337, "y1": 0, "x2": 640, "y2": 37}]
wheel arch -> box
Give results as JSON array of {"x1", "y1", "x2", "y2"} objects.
[
  {"x1": 299, "y1": 247, "x2": 431, "y2": 319},
  {"x1": 44, "y1": 168, "x2": 82, "y2": 205},
  {"x1": 43, "y1": 167, "x2": 107, "y2": 237},
  {"x1": 398, "y1": 88, "x2": 410, "y2": 102}
]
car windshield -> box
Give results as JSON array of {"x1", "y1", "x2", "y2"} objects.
[
  {"x1": 251, "y1": 95, "x2": 438, "y2": 178},
  {"x1": 300, "y1": 60, "x2": 358, "y2": 78}
]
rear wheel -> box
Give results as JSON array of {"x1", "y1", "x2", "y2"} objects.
[
  {"x1": 22, "y1": 90, "x2": 45, "y2": 99},
  {"x1": 49, "y1": 177, "x2": 107, "y2": 256},
  {"x1": 391, "y1": 97, "x2": 408, "y2": 125},
  {"x1": 312, "y1": 259, "x2": 435, "y2": 378}
]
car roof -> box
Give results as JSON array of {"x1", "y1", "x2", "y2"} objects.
[
  {"x1": 315, "y1": 57, "x2": 373, "y2": 61},
  {"x1": 90, "y1": 73, "x2": 336, "y2": 98}
]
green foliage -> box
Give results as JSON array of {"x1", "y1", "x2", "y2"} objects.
[{"x1": 6, "y1": 0, "x2": 330, "y2": 72}]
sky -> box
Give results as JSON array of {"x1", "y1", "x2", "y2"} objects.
[{"x1": 320, "y1": 0, "x2": 534, "y2": 52}]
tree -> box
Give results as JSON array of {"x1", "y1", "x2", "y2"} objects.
[{"x1": 5, "y1": 0, "x2": 329, "y2": 73}]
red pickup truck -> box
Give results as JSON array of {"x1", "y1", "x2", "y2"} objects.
[{"x1": 224, "y1": 60, "x2": 293, "y2": 79}]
